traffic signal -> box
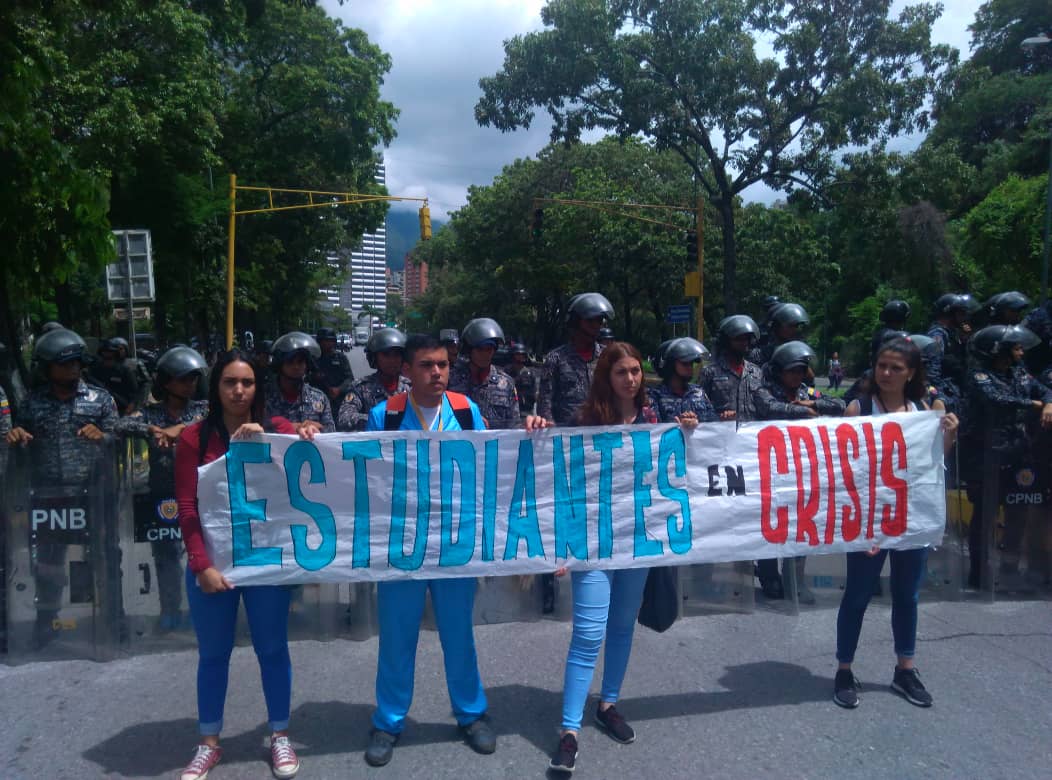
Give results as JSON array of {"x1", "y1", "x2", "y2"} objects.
[
  {"x1": 686, "y1": 230, "x2": 698, "y2": 264},
  {"x1": 532, "y1": 208, "x2": 544, "y2": 238},
  {"x1": 419, "y1": 205, "x2": 432, "y2": 241}
]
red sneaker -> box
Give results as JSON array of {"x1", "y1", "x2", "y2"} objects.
[
  {"x1": 181, "y1": 744, "x2": 221, "y2": 780},
  {"x1": 271, "y1": 735, "x2": 300, "y2": 779}
]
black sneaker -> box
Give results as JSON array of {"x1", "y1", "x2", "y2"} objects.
[
  {"x1": 833, "y1": 669, "x2": 861, "y2": 709},
  {"x1": 594, "y1": 704, "x2": 635, "y2": 744},
  {"x1": 364, "y1": 729, "x2": 398, "y2": 767},
  {"x1": 549, "y1": 732, "x2": 578, "y2": 774},
  {"x1": 891, "y1": 667, "x2": 933, "y2": 707},
  {"x1": 460, "y1": 715, "x2": 496, "y2": 754}
]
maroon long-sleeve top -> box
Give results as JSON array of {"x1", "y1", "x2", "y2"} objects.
[{"x1": 175, "y1": 417, "x2": 295, "y2": 574}]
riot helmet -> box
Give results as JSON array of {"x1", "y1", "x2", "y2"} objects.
[
  {"x1": 156, "y1": 346, "x2": 207, "y2": 379},
  {"x1": 654, "y1": 338, "x2": 709, "y2": 378},
  {"x1": 461, "y1": 318, "x2": 506, "y2": 349},
  {"x1": 769, "y1": 303, "x2": 810, "y2": 328},
  {"x1": 271, "y1": 331, "x2": 321, "y2": 369},
  {"x1": 597, "y1": 327, "x2": 615, "y2": 342},
  {"x1": 509, "y1": 341, "x2": 528, "y2": 356},
  {"x1": 34, "y1": 328, "x2": 87, "y2": 365},
  {"x1": 316, "y1": 327, "x2": 338, "y2": 342},
  {"x1": 366, "y1": 328, "x2": 406, "y2": 369},
  {"x1": 880, "y1": 300, "x2": 911, "y2": 325},
  {"x1": 907, "y1": 334, "x2": 935, "y2": 353},
  {"x1": 98, "y1": 337, "x2": 123, "y2": 356},
  {"x1": 985, "y1": 291, "x2": 1032, "y2": 323},
  {"x1": 933, "y1": 293, "x2": 977, "y2": 318},
  {"x1": 40, "y1": 321, "x2": 65, "y2": 334},
  {"x1": 256, "y1": 339, "x2": 274, "y2": 355},
  {"x1": 769, "y1": 341, "x2": 816, "y2": 375},
  {"x1": 567, "y1": 292, "x2": 614, "y2": 323},
  {"x1": 969, "y1": 325, "x2": 1040, "y2": 361},
  {"x1": 717, "y1": 315, "x2": 760, "y2": 345},
  {"x1": 439, "y1": 328, "x2": 459, "y2": 346},
  {"x1": 761, "y1": 295, "x2": 782, "y2": 314}
]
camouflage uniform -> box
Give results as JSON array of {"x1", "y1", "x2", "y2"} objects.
[
  {"x1": 314, "y1": 350, "x2": 354, "y2": 409},
  {"x1": 746, "y1": 342, "x2": 777, "y2": 369},
  {"x1": 538, "y1": 343, "x2": 604, "y2": 426},
  {"x1": 337, "y1": 372, "x2": 412, "y2": 431},
  {"x1": 648, "y1": 382, "x2": 718, "y2": 424},
  {"x1": 264, "y1": 380, "x2": 335, "y2": 432},
  {"x1": 753, "y1": 375, "x2": 845, "y2": 421},
  {"x1": 86, "y1": 360, "x2": 139, "y2": 413},
  {"x1": 448, "y1": 361, "x2": 522, "y2": 429},
  {"x1": 699, "y1": 354, "x2": 763, "y2": 422},
  {"x1": 513, "y1": 366, "x2": 539, "y2": 415},
  {"x1": 924, "y1": 322, "x2": 965, "y2": 413}
]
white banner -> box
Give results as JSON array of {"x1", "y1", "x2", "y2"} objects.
[{"x1": 197, "y1": 412, "x2": 947, "y2": 585}]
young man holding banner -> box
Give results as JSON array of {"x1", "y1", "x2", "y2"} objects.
[{"x1": 363, "y1": 333, "x2": 496, "y2": 768}]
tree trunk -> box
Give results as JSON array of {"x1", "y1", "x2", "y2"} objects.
[{"x1": 718, "y1": 197, "x2": 737, "y2": 312}]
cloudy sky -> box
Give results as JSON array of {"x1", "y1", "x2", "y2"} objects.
[{"x1": 322, "y1": 0, "x2": 982, "y2": 219}]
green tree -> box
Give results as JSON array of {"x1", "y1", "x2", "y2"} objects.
[{"x1": 476, "y1": 0, "x2": 953, "y2": 310}]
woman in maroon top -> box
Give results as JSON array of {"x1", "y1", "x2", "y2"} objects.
[{"x1": 175, "y1": 349, "x2": 307, "y2": 780}]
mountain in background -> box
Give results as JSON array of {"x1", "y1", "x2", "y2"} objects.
[{"x1": 385, "y1": 208, "x2": 445, "y2": 271}]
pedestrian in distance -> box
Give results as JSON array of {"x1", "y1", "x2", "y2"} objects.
[
  {"x1": 526, "y1": 341, "x2": 698, "y2": 775},
  {"x1": 363, "y1": 333, "x2": 496, "y2": 769},
  {"x1": 174, "y1": 349, "x2": 316, "y2": 780},
  {"x1": 833, "y1": 337, "x2": 958, "y2": 709}
]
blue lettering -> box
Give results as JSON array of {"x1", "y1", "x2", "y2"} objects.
[
  {"x1": 284, "y1": 441, "x2": 337, "y2": 571},
  {"x1": 388, "y1": 439, "x2": 428, "y2": 571},
  {"x1": 631, "y1": 431, "x2": 663, "y2": 557},
  {"x1": 439, "y1": 440, "x2": 477, "y2": 566},
  {"x1": 592, "y1": 432, "x2": 623, "y2": 559},
  {"x1": 226, "y1": 441, "x2": 281, "y2": 567},
  {"x1": 553, "y1": 435, "x2": 588, "y2": 561},
  {"x1": 657, "y1": 428, "x2": 692, "y2": 554},
  {"x1": 482, "y1": 439, "x2": 498, "y2": 561},
  {"x1": 341, "y1": 440, "x2": 383, "y2": 568},
  {"x1": 503, "y1": 439, "x2": 545, "y2": 560}
]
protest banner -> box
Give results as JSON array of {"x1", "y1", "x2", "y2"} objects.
[{"x1": 197, "y1": 412, "x2": 947, "y2": 586}]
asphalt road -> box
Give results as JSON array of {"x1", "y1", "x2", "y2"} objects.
[{"x1": 2, "y1": 595, "x2": 1050, "y2": 779}]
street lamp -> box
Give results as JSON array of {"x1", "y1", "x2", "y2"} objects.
[{"x1": 1022, "y1": 32, "x2": 1052, "y2": 303}]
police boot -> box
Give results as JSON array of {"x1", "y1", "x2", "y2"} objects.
[
  {"x1": 784, "y1": 557, "x2": 816, "y2": 605},
  {"x1": 755, "y1": 560, "x2": 783, "y2": 599}
]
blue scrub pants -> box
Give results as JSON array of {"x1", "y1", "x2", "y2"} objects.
[
  {"x1": 561, "y1": 568, "x2": 649, "y2": 731},
  {"x1": 373, "y1": 577, "x2": 487, "y2": 734},
  {"x1": 836, "y1": 547, "x2": 928, "y2": 663},
  {"x1": 185, "y1": 567, "x2": 292, "y2": 735}
]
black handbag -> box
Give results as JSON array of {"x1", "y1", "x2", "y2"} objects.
[{"x1": 637, "y1": 566, "x2": 679, "y2": 632}]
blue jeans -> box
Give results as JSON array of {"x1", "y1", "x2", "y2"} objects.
[
  {"x1": 836, "y1": 547, "x2": 928, "y2": 664},
  {"x1": 185, "y1": 567, "x2": 292, "y2": 735},
  {"x1": 561, "y1": 568, "x2": 649, "y2": 731},
  {"x1": 373, "y1": 577, "x2": 486, "y2": 734}
]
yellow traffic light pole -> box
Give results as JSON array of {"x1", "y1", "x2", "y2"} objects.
[
  {"x1": 532, "y1": 196, "x2": 705, "y2": 339},
  {"x1": 226, "y1": 173, "x2": 431, "y2": 348}
]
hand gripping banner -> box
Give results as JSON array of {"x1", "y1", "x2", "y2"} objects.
[{"x1": 197, "y1": 412, "x2": 947, "y2": 586}]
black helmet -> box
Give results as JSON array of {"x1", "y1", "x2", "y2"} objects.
[
  {"x1": 761, "y1": 295, "x2": 782, "y2": 313},
  {"x1": 110, "y1": 336, "x2": 130, "y2": 355},
  {"x1": 597, "y1": 327, "x2": 615, "y2": 341},
  {"x1": 256, "y1": 339, "x2": 274, "y2": 355},
  {"x1": 654, "y1": 338, "x2": 708, "y2": 377},
  {"x1": 769, "y1": 341, "x2": 816, "y2": 375},
  {"x1": 509, "y1": 341, "x2": 528, "y2": 356},
  {"x1": 271, "y1": 331, "x2": 321, "y2": 367},
  {"x1": 956, "y1": 293, "x2": 982, "y2": 314},
  {"x1": 366, "y1": 327, "x2": 406, "y2": 368},
  {"x1": 933, "y1": 293, "x2": 977, "y2": 317},
  {"x1": 717, "y1": 314, "x2": 760, "y2": 344},
  {"x1": 985, "y1": 291, "x2": 1032, "y2": 320},
  {"x1": 880, "y1": 299, "x2": 911, "y2": 324},
  {"x1": 98, "y1": 337, "x2": 122, "y2": 355},
  {"x1": 878, "y1": 329, "x2": 910, "y2": 346},
  {"x1": 969, "y1": 325, "x2": 1040, "y2": 360},
  {"x1": 461, "y1": 318, "x2": 505, "y2": 348},
  {"x1": 40, "y1": 321, "x2": 65, "y2": 334},
  {"x1": 439, "y1": 328, "x2": 459, "y2": 346},
  {"x1": 907, "y1": 334, "x2": 935, "y2": 352},
  {"x1": 34, "y1": 328, "x2": 87, "y2": 365},
  {"x1": 567, "y1": 292, "x2": 614, "y2": 322},
  {"x1": 156, "y1": 346, "x2": 207, "y2": 379},
  {"x1": 316, "y1": 327, "x2": 338, "y2": 342},
  {"x1": 769, "y1": 302, "x2": 810, "y2": 328}
]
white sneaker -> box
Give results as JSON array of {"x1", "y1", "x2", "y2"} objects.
[{"x1": 271, "y1": 735, "x2": 300, "y2": 779}]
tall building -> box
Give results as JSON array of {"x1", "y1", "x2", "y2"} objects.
[
  {"x1": 337, "y1": 160, "x2": 387, "y2": 324},
  {"x1": 403, "y1": 252, "x2": 429, "y2": 306}
]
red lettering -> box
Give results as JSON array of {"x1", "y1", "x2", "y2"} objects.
[
  {"x1": 758, "y1": 426, "x2": 789, "y2": 544},
  {"x1": 879, "y1": 422, "x2": 909, "y2": 536},
  {"x1": 787, "y1": 426, "x2": 819, "y2": 546},
  {"x1": 818, "y1": 427, "x2": 838, "y2": 545},
  {"x1": 836, "y1": 424, "x2": 862, "y2": 542},
  {"x1": 862, "y1": 422, "x2": 878, "y2": 539}
]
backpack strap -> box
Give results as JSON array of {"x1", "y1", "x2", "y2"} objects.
[
  {"x1": 445, "y1": 391, "x2": 475, "y2": 430},
  {"x1": 383, "y1": 392, "x2": 409, "y2": 431}
]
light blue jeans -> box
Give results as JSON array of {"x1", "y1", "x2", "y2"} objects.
[{"x1": 561, "y1": 568, "x2": 649, "y2": 730}]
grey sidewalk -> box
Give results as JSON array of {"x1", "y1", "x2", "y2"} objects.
[{"x1": 2, "y1": 598, "x2": 1050, "y2": 779}]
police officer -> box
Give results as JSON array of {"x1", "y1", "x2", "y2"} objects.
[
  {"x1": 960, "y1": 325, "x2": 1052, "y2": 590},
  {"x1": 254, "y1": 339, "x2": 273, "y2": 373},
  {"x1": 313, "y1": 327, "x2": 354, "y2": 416},
  {"x1": 87, "y1": 337, "x2": 140, "y2": 415},
  {"x1": 597, "y1": 327, "x2": 615, "y2": 349},
  {"x1": 6, "y1": 328, "x2": 119, "y2": 647},
  {"x1": 115, "y1": 346, "x2": 208, "y2": 631},
  {"x1": 338, "y1": 328, "x2": 411, "y2": 432},
  {"x1": 538, "y1": 292, "x2": 614, "y2": 426},
  {"x1": 449, "y1": 318, "x2": 521, "y2": 430},
  {"x1": 924, "y1": 293, "x2": 977, "y2": 413},
  {"x1": 113, "y1": 336, "x2": 153, "y2": 405},
  {"x1": 871, "y1": 300, "x2": 912, "y2": 361},
  {"x1": 649, "y1": 338, "x2": 718, "y2": 423},
  {"x1": 265, "y1": 331, "x2": 334, "y2": 435},
  {"x1": 983, "y1": 291, "x2": 1031, "y2": 326},
  {"x1": 700, "y1": 315, "x2": 764, "y2": 422},
  {"x1": 748, "y1": 302, "x2": 809, "y2": 367},
  {"x1": 505, "y1": 342, "x2": 539, "y2": 416},
  {"x1": 753, "y1": 342, "x2": 845, "y2": 603},
  {"x1": 440, "y1": 329, "x2": 460, "y2": 367}
]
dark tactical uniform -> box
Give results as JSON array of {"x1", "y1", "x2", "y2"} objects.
[
  {"x1": 449, "y1": 361, "x2": 522, "y2": 429},
  {"x1": 753, "y1": 376, "x2": 846, "y2": 420},
  {"x1": 510, "y1": 366, "x2": 539, "y2": 416},
  {"x1": 962, "y1": 365, "x2": 1052, "y2": 585},
  {"x1": 15, "y1": 380, "x2": 118, "y2": 633},
  {"x1": 924, "y1": 323, "x2": 965, "y2": 412},
  {"x1": 115, "y1": 400, "x2": 208, "y2": 621},
  {"x1": 264, "y1": 380, "x2": 335, "y2": 432},
  {"x1": 337, "y1": 373, "x2": 412, "y2": 432},
  {"x1": 746, "y1": 342, "x2": 777, "y2": 369},
  {"x1": 538, "y1": 343, "x2": 604, "y2": 425},
  {"x1": 699, "y1": 355, "x2": 763, "y2": 422},
  {"x1": 1024, "y1": 305, "x2": 1052, "y2": 373},
  {"x1": 315, "y1": 350, "x2": 354, "y2": 396},
  {"x1": 648, "y1": 383, "x2": 718, "y2": 423},
  {"x1": 0, "y1": 385, "x2": 10, "y2": 477},
  {"x1": 87, "y1": 360, "x2": 139, "y2": 413}
]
